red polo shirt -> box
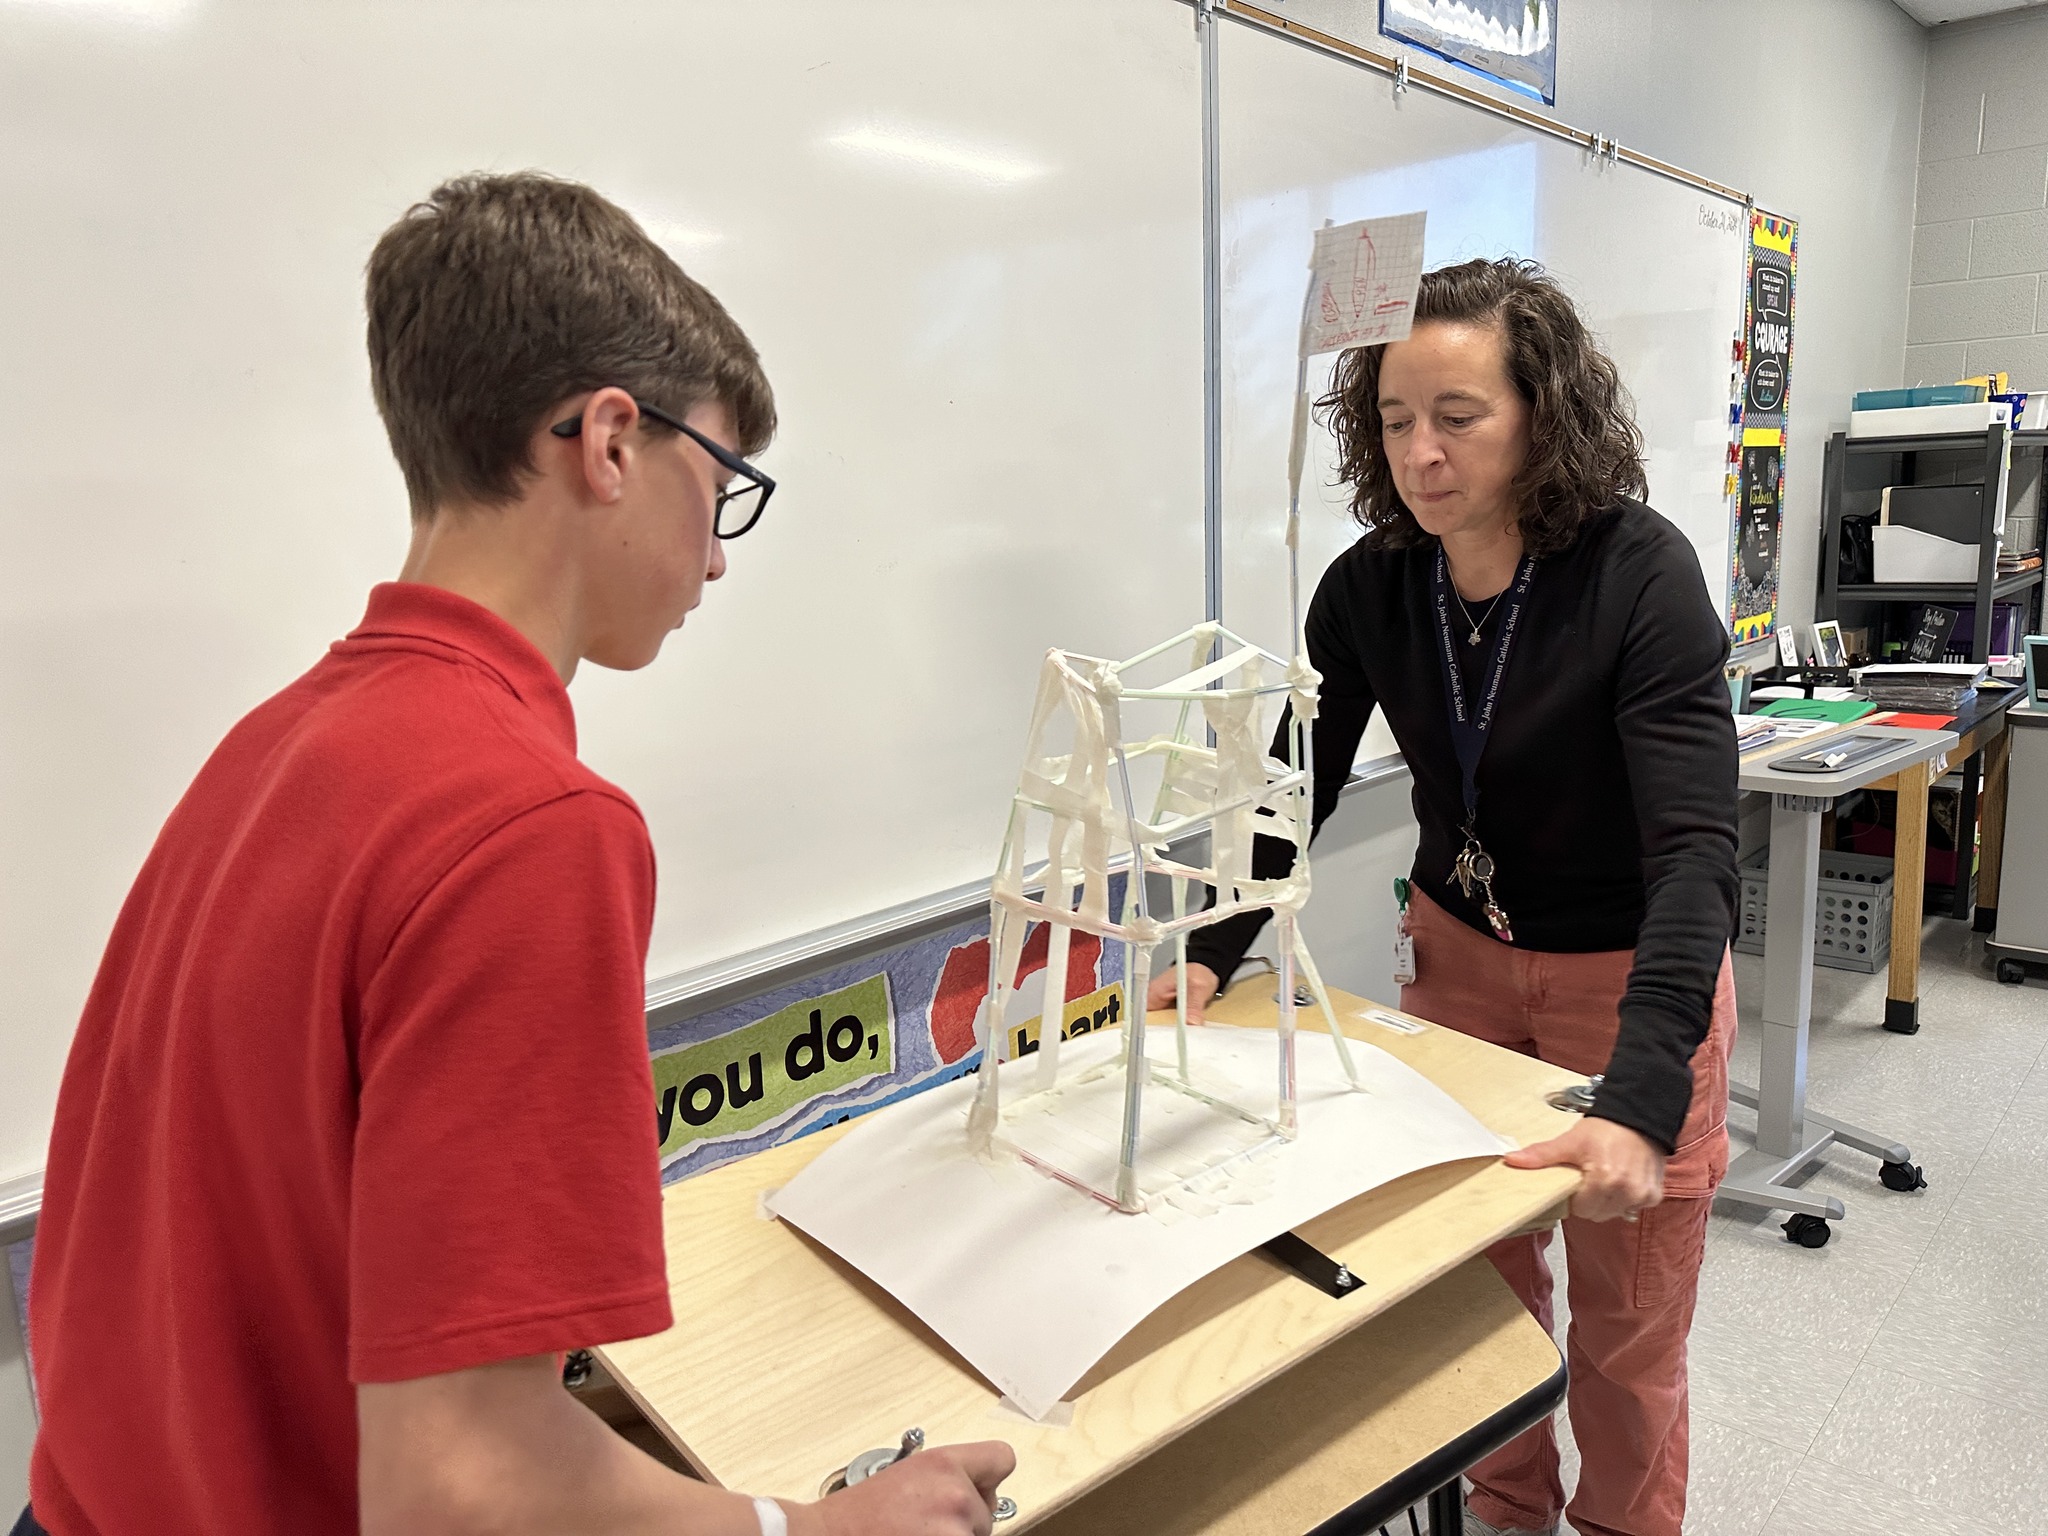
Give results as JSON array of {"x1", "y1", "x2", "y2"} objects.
[{"x1": 28, "y1": 584, "x2": 673, "y2": 1536}]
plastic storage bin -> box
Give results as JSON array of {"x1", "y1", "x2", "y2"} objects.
[
  {"x1": 1872, "y1": 524, "x2": 1979, "y2": 583},
  {"x1": 1848, "y1": 399, "x2": 2010, "y2": 439},
  {"x1": 1852, "y1": 384, "x2": 1989, "y2": 410},
  {"x1": 1733, "y1": 848, "x2": 1894, "y2": 973}
]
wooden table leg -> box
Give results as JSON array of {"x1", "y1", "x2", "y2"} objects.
[
  {"x1": 1886, "y1": 761, "x2": 1930, "y2": 1035},
  {"x1": 1974, "y1": 726, "x2": 2013, "y2": 934}
]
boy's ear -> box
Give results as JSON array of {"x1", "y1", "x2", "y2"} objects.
[{"x1": 567, "y1": 387, "x2": 641, "y2": 504}]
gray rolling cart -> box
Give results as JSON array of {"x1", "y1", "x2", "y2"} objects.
[
  {"x1": 1724, "y1": 724, "x2": 1957, "y2": 1248},
  {"x1": 1991, "y1": 700, "x2": 2048, "y2": 983}
]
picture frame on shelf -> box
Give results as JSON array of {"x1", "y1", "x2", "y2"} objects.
[{"x1": 1811, "y1": 619, "x2": 1848, "y2": 670}]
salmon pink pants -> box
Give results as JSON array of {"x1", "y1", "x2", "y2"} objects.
[{"x1": 1400, "y1": 888, "x2": 1735, "y2": 1536}]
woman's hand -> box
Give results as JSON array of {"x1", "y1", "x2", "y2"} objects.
[
  {"x1": 1505, "y1": 1117, "x2": 1666, "y2": 1223},
  {"x1": 1146, "y1": 961, "x2": 1221, "y2": 1025}
]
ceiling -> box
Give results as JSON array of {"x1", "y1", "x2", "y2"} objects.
[{"x1": 1895, "y1": 0, "x2": 2048, "y2": 23}]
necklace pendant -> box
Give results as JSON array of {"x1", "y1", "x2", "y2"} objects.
[{"x1": 1467, "y1": 631, "x2": 1482, "y2": 646}]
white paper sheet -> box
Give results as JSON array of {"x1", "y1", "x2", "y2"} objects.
[
  {"x1": 1303, "y1": 211, "x2": 1427, "y2": 355},
  {"x1": 767, "y1": 1024, "x2": 1513, "y2": 1419}
]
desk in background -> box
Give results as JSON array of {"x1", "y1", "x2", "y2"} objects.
[
  {"x1": 1723, "y1": 724, "x2": 1954, "y2": 1247},
  {"x1": 1988, "y1": 699, "x2": 2048, "y2": 983},
  {"x1": 599, "y1": 986, "x2": 1581, "y2": 1534},
  {"x1": 1860, "y1": 683, "x2": 2021, "y2": 1032},
  {"x1": 1740, "y1": 685, "x2": 2020, "y2": 1035}
]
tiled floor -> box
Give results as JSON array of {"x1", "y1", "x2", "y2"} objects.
[{"x1": 1515, "y1": 921, "x2": 2048, "y2": 1534}]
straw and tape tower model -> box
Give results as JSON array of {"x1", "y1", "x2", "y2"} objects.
[
  {"x1": 963, "y1": 217, "x2": 1423, "y2": 1214},
  {"x1": 964, "y1": 625, "x2": 1360, "y2": 1213}
]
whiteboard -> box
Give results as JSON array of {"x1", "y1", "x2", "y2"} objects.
[
  {"x1": 1215, "y1": 17, "x2": 1748, "y2": 749},
  {"x1": 0, "y1": 0, "x2": 1202, "y2": 1178}
]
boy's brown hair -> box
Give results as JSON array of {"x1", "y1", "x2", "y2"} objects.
[{"x1": 366, "y1": 172, "x2": 775, "y2": 518}]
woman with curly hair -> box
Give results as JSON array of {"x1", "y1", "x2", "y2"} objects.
[{"x1": 1157, "y1": 257, "x2": 1739, "y2": 1536}]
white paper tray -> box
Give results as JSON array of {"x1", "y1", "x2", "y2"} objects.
[{"x1": 1872, "y1": 524, "x2": 1979, "y2": 583}]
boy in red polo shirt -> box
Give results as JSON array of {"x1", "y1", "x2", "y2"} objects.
[{"x1": 19, "y1": 174, "x2": 1011, "y2": 1536}]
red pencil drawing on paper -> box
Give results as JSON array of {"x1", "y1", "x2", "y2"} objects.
[{"x1": 1305, "y1": 211, "x2": 1426, "y2": 355}]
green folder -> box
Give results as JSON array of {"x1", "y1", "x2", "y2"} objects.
[{"x1": 1754, "y1": 697, "x2": 1878, "y2": 723}]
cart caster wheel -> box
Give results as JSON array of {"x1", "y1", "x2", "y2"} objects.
[
  {"x1": 1782, "y1": 1213, "x2": 1832, "y2": 1248},
  {"x1": 1996, "y1": 958, "x2": 2027, "y2": 985},
  {"x1": 1880, "y1": 1159, "x2": 1927, "y2": 1193}
]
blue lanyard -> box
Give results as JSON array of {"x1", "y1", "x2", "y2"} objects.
[{"x1": 1431, "y1": 549, "x2": 1536, "y2": 830}]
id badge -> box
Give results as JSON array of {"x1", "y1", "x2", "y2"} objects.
[{"x1": 1392, "y1": 877, "x2": 1417, "y2": 986}]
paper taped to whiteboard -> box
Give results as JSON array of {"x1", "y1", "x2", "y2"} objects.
[
  {"x1": 767, "y1": 1022, "x2": 1511, "y2": 1419},
  {"x1": 1304, "y1": 212, "x2": 1427, "y2": 355}
]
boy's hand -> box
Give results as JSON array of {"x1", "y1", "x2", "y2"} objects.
[
  {"x1": 360, "y1": 1355, "x2": 1009, "y2": 1536},
  {"x1": 1146, "y1": 962, "x2": 1220, "y2": 1025},
  {"x1": 794, "y1": 1441, "x2": 1017, "y2": 1536}
]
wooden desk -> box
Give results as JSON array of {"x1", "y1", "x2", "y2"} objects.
[
  {"x1": 1033, "y1": 1256, "x2": 1563, "y2": 1536},
  {"x1": 1861, "y1": 687, "x2": 2020, "y2": 1033},
  {"x1": 1737, "y1": 693, "x2": 2020, "y2": 1036},
  {"x1": 598, "y1": 986, "x2": 1581, "y2": 1531}
]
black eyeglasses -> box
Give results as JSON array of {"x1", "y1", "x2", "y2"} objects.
[{"x1": 550, "y1": 397, "x2": 775, "y2": 538}]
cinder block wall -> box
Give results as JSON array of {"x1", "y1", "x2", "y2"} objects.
[{"x1": 1907, "y1": 9, "x2": 2048, "y2": 386}]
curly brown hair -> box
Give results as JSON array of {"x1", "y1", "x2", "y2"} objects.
[{"x1": 1317, "y1": 257, "x2": 1646, "y2": 557}]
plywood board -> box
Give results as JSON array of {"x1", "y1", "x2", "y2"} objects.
[
  {"x1": 1034, "y1": 1255, "x2": 1561, "y2": 1536},
  {"x1": 767, "y1": 1024, "x2": 1513, "y2": 1417},
  {"x1": 598, "y1": 988, "x2": 1582, "y2": 1528}
]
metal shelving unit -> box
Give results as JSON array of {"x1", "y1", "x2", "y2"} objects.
[
  {"x1": 1815, "y1": 419, "x2": 2045, "y2": 924},
  {"x1": 1816, "y1": 421, "x2": 2043, "y2": 664},
  {"x1": 1834, "y1": 570, "x2": 2044, "y2": 606}
]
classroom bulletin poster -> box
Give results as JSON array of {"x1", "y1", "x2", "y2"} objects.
[
  {"x1": 647, "y1": 879, "x2": 1132, "y2": 1183},
  {"x1": 1730, "y1": 210, "x2": 1797, "y2": 644}
]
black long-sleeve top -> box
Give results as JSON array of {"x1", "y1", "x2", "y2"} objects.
[{"x1": 1186, "y1": 500, "x2": 1739, "y2": 1153}]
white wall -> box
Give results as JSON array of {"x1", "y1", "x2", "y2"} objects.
[
  {"x1": 1230, "y1": 1, "x2": 1927, "y2": 639},
  {"x1": 0, "y1": 0, "x2": 1208, "y2": 1187},
  {"x1": 1539, "y1": 1, "x2": 1927, "y2": 633},
  {"x1": 1904, "y1": 8, "x2": 2048, "y2": 386},
  {"x1": 0, "y1": 3, "x2": 1928, "y2": 1190},
  {"x1": 1264, "y1": 3, "x2": 1929, "y2": 1000}
]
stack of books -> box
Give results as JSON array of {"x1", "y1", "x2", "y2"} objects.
[
  {"x1": 1734, "y1": 716, "x2": 1837, "y2": 754},
  {"x1": 1998, "y1": 545, "x2": 2042, "y2": 574},
  {"x1": 1858, "y1": 662, "x2": 1988, "y2": 712}
]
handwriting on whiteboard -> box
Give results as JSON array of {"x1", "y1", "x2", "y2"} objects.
[{"x1": 1304, "y1": 211, "x2": 1428, "y2": 356}]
